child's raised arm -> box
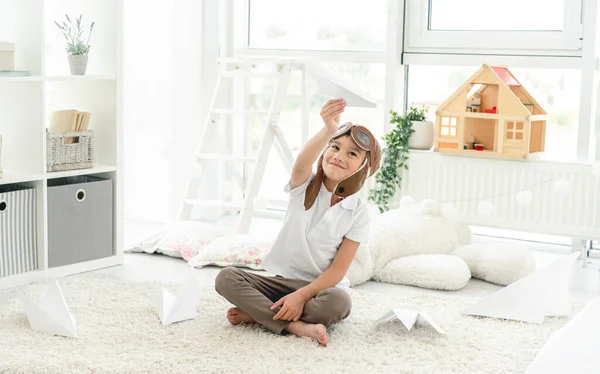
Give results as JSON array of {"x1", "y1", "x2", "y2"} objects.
[{"x1": 289, "y1": 98, "x2": 346, "y2": 189}]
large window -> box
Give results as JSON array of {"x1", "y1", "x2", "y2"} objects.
[
  {"x1": 429, "y1": 0, "x2": 565, "y2": 31},
  {"x1": 248, "y1": 0, "x2": 387, "y2": 51},
  {"x1": 405, "y1": 0, "x2": 582, "y2": 55},
  {"x1": 406, "y1": 65, "x2": 581, "y2": 160}
]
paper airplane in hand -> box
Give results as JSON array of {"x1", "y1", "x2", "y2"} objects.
[
  {"x1": 375, "y1": 309, "x2": 445, "y2": 334},
  {"x1": 154, "y1": 274, "x2": 201, "y2": 326},
  {"x1": 304, "y1": 61, "x2": 378, "y2": 108},
  {"x1": 20, "y1": 279, "x2": 77, "y2": 338},
  {"x1": 464, "y1": 252, "x2": 580, "y2": 323}
]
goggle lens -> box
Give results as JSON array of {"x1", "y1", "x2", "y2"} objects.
[{"x1": 355, "y1": 130, "x2": 371, "y2": 147}]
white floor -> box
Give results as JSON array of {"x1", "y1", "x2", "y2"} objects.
[
  {"x1": 1, "y1": 218, "x2": 599, "y2": 307},
  {"x1": 79, "y1": 219, "x2": 600, "y2": 305}
]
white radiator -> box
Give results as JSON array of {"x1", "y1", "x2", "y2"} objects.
[{"x1": 401, "y1": 151, "x2": 600, "y2": 240}]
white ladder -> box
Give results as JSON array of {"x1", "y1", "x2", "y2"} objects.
[{"x1": 178, "y1": 57, "x2": 308, "y2": 234}]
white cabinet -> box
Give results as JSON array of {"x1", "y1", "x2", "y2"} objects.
[{"x1": 0, "y1": 0, "x2": 123, "y2": 290}]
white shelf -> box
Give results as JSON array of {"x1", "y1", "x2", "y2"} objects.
[
  {"x1": 45, "y1": 75, "x2": 116, "y2": 82},
  {"x1": 1, "y1": 165, "x2": 117, "y2": 185},
  {"x1": 0, "y1": 76, "x2": 115, "y2": 83},
  {"x1": 43, "y1": 255, "x2": 123, "y2": 279},
  {"x1": 0, "y1": 76, "x2": 44, "y2": 82},
  {"x1": 0, "y1": 170, "x2": 43, "y2": 186},
  {"x1": 0, "y1": 255, "x2": 123, "y2": 290},
  {"x1": 0, "y1": 270, "x2": 47, "y2": 291},
  {"x1": 45, "y1": 164, "x2": 117, "y2": 179},
  {"x1": 0, "y1": 0, "x2": 123, "y2": 291}
]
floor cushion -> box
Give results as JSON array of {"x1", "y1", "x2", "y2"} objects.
[
  {"x1": 453, "y1": 242, "x2": 536, "y2": 286},
  {"x1": 126, "y1": 221, "x2": 229, "y2": 260},
  {"x1": 374, "y1": 254, "x2": 471, "y2": 291},
  {"x1": 369, "y1": 208, "x2": 460, "y2": 276}
]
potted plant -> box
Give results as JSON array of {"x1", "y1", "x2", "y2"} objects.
[
  {"x1": 407, "y1": 105, "x2": 433, "y2": 150},
  {"x1": 54, "y1": 15, "x2": 95, "y2": 75},
  {"x1": 368, "y1": 106, "x2": 428, "y2": 212}
]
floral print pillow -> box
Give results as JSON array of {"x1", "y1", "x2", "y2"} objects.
[
  {"x1": 187, "y1": 234, "x2": 273, "y2": 270},
  {"x1": 126, "y1": 221, "x2": 229, "y2": 261}
]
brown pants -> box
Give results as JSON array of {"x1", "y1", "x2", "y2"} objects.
[{"x1": 215, "y1": 267, "x2": 352, "y2": 334}]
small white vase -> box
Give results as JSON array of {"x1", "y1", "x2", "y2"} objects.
[
  {"x1": 68, "y1": 54, "x2": 88, "y2": 75},
  {"x1": 409, "y1": 120, "x2": 435, "y2": 150}
]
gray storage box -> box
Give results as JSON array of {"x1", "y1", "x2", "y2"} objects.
[
  {"x1": 0, "y1": 184, "x2": 38, "y2": 277},
  {"x1": 47, "y1": 176, "x2": 113, "y2": 268}
]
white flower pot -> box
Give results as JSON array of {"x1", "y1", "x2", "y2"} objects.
[
  {"x1": 68, "y1": 54, "x2": 88, "y2": 75},
  {"x1": 409, "y1": 120, "x2": 435, "y2": 150}
]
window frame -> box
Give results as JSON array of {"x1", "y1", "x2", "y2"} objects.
[
  {"x1": 440, "y1": 116, "x2": 458, "y2": 138},
  {"x1": 404, "y1": 0, "x2": 583, "y2": 57},
  {"x1": 505, "y1": 121, "x2": 525, "y2": 142}
]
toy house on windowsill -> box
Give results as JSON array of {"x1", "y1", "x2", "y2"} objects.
[{"x1": 433, "y1": 64, "x2": 547, "y2": 160}]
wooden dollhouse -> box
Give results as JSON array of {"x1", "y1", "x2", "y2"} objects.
[{"x1": 433, "y1": 64, "x2": 547, "y2": 160}]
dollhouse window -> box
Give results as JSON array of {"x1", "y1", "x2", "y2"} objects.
[
  {"x1": 505, "y1": 121, "x2": 524, "y2": 141},
  {"x1": 441, "y1": 117, "x2": 457, "y2": 137}
]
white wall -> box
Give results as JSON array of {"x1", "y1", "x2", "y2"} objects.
[{"x1": 123, "y1": 0, "x2": 208, "y2": 223}]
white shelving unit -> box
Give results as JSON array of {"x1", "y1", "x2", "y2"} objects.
[{"x1": 0, "y1": 0, "x2": 123, "y2": 290}]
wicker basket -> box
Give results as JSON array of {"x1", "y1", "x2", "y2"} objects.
[{"x1": 46, "y1": 131, "x2": 94, "y2": 172}]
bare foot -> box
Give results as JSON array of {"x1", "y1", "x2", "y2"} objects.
[
  {"x1": 285, "y1": 321, "x2": 329, "y2": 346},
  {"x1": 227, "y1": 307, "x2": 255, "y2": 325}
]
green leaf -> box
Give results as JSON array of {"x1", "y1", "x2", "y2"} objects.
[{"x1": 370, "y1": 106, "x2": 420, "y2": 211}]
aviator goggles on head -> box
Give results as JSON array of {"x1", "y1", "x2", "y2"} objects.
[{"x1": 331, "y1": 122, "x2": 375, "y2": 152}]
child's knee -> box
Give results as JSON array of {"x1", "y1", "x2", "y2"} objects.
[
  {"x1": 327, "y1": 289, "x2": 352, "y2": 320},
  {"x1": 214, "y1": 266, "x2": 242, "y2": 295},
  {"x1": 305, "y1": 288, "x2": 352, "y2": 325}
]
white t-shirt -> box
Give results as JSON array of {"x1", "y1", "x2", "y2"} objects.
[{"x1": 261, "y1": 173, "x2": 371, "y2": 289}]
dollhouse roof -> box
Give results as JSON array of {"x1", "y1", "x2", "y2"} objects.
[
  {"x1": 490, "y1": 66, "x2": 520, "y2": 86},
  {"x1": 436, "y1": 64, "x2": 546, "y2": 116}
]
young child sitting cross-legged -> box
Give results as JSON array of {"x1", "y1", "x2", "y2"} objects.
[{"x1": 215, "y1": 98, "x2": 381, "y2": 346}]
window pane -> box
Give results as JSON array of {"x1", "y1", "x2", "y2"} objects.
[
  {"x1": 247, "y1": 63, "x2": 385, "y2": 204},
  {"x1": 429, "y1": 0, "x2": 565, "y2": 31},
  {"x1": 248, "y1": 0, "x2": 387, "y2": 51},
  {"x1": 407, "y1": 65, "x2": 580, "y2": 160}
]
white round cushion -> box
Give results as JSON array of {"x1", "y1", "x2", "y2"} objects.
[
  {"x1": 369, "y1": 208, "x2": 459, "y2": 275},
  {"x1": 453, "y1": 243, "x2": 536, "y2": 286},
  {"x1": 454, "y1": 223, "x2": 473, "y2": 245},
  {"x1": 345, "y1": 242, "x2": 373, "y2": 287},
  {"x1": 374, "y1": 254, "x2": 471, "y2": 291}
]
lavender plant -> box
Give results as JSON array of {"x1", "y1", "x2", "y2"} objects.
[{"x1": 54, "y1": 14, "x2": 95, "y2": 55}]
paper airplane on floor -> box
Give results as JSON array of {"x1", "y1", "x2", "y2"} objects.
[
  {"x1": 153, "y1": 274, "x2": 200, "y2": 326},
  {"x1": 19, "y1": 279, "x2": 77, "y2": 338},
  {"x1": 464, "y1": 252, "x2": 580, "y2": 323},
  {"x1": 375, "y1": 309, "x2": 445, "y2": 334},
  {"x1": 525, "y1": 297, "x2": 600, "y2": 374}
]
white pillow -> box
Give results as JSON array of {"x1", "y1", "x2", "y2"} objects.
[
  {"x1": 345, "y1": 242, "x2": 373, "y2": 287},
  {"x1": 374, "y1": 254, "x2": 471, "y2": 291},
  {"x1": 369, "y1": 208, "x2": 459, "y2": 275},
  {"x1": 126, "y1": 221, "x2": 229, "y2": 261},
  {"x1": 187, "y1": 234, "x2": 274, "y2": 270},
  {"x1": 453, "y1": 242, "x2": 536, "y2": 286}
]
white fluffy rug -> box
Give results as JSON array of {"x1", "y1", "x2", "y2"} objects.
[{"x1": 0, "y1": 278, "x2": 573, "y2": 374}]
